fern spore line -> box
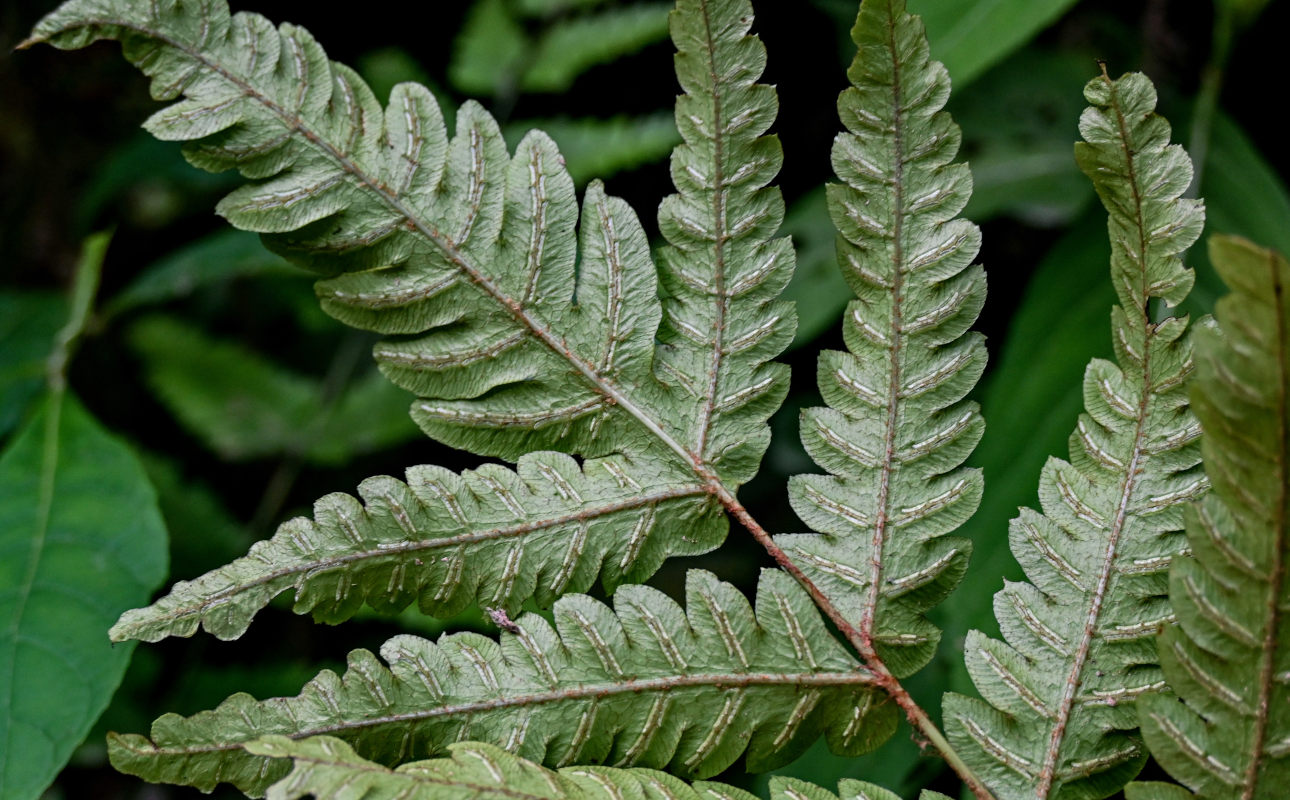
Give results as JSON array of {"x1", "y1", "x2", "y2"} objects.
[
  {"x1": 110, "y1": 485, "x2": 709, "y2": 639},
  {"x1": 115, "y1": 667, "x2": 882, "y2": 760},
  {"x1": 689, "y1": 0, "x2": 729, "y2": 462}
]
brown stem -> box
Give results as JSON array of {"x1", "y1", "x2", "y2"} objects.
[{"x1": 715, "y1": 484, "x2": 996, "y2": 800}]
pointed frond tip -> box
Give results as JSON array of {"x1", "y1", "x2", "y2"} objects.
[
  {"x1": 108, "y1": 570, "x2": 897, "y2": 797},
  {"x1": 944, "y1": 68, "x2": 1205, "y2": 800},
  {"x1": 655, "y1": 0, "x2": 798, "y2": 485},
  {"x1": 110, "y1": 452, "x2": 721, "y2": 643},
  {"x1": 780, "y1": 0, "x2": 986, "y2": 679},
  {"x1": 1134, "y1": 236, "x2": 1290, "y2": 800}
]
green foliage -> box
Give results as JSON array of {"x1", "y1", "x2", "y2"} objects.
[
  {"x1": 110, "y1": 571, "x2": 892, "y2": 795},
  {"x1": 778, "y1": 0, "x2": 986, "y2": 679},
  {"x1": 1132, "y1": 236, "x2": 1290, "y2": 799},
  {"x1": 944, "y1": 71, "x2": 1206, "y2": 799},
  {"x1": 0, "y1": 235, "x2": 169, "y2": 799},
  {"x1": 18, "y1": 1, "x2": 1290, "y2": 799},
  {"x1": 130, "y1": 314, "x2": 419, "y2": 463},
  {"x1": 0, "y1": 291, "x2": 64, "y2": 439}
]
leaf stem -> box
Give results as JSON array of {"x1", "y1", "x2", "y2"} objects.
[{"x1": 717, "y1": 487, "x2": 995, "y2": 800}]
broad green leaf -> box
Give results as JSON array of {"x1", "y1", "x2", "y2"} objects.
[
  {"x1": 251, "y1": 736, "x2": 755, "y2": 800},
  {"x1": 111, "y1": 450, "x2": 720, "y2": 641},
  {"x1": 109, "y1": 571, "x2": 895, "y2": 796},
  {"x1": 504, "y1": 113, "x2": 680, "y2": 185},
  {"x1": 0, "y1": 291, "x2": 64, "y2": 439},
  {"x1": 523, "y1": 3, "x2": 671, "y2": 93},
  {"x1": 908, "y1": 0, "x2": 1079, "y2": 88},
  {"x1": 105, "y1": 228, "x2": 299, "y2": 318},
  {"x1": 1135, "y1": 236, "x2": 1290, "y2": 799},
  {"x1": 779, "y1": 0, "x2": 986, "y2": 678},
  {"x1": 130, "y1": 315, "x2": 419, "y2": 464},
  {"x1": 0, "y1": 393, "x2": 168, "y2": 798},
  {"x1": 944, "y1": 70, "x2": 1205, "y2": 800}
]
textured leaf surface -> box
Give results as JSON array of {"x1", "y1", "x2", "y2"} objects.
[
  {"x1": 769, "y1": 776, "x2": 952, "y2": 800},
  {"x1": 111, "y1": 451, "x2": 719, "y2": 641},
  {"x1": 653, "y1": 0, "x2": 797, "y2": 485},
  {"x1": 777, "y1": 0, "x2": 986, "y2": 678},
  {"x1": 0, "y1": 394, "x2": 168, "y2": 799},
  {"x1": 253, "y1": 736, "x2": 756, "y2": 800},
  {"x1": 109, "y1": 570, "x2": 895, "y2": 796},
  {"x1": 28, "y1": 0, "x2": 680, "y2": 466},
  {"x1": 1135, "y1": 236, "x2": 1290, "y2": 799},
  {"x1": 944, "y1": 71, "x2": 1205, "y2": 800}
]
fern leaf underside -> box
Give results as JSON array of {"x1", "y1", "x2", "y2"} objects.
[
  {"x1": 777, "y1": 0, "x2": 986, "y2": 679},
  {"x1": 247, "y1": 737, "x2": 953, "y2": 800},
  {"x1": 943, "y1": 71, "x2": 1205, "y2": 800},
  {"x1": 111, "y1": 452, "x2": 720, "y2": 642},
  {"x1": 109, "y1": 571, "x2": 896, "y2": 796},
  {"x1": 1133, "y1": 236, "x2": 1290, "y2": 800}
]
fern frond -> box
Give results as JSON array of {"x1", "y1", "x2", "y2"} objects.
[
  {"x1": 775, "y1": 0, "x2": 986, "y2": 678},
  {"x1": 655, "y1": 0, "x2": 796, "y2": 485},
  {"x1": 110, "y1": 452, "x2": 720, "y2": 642},
  {"x1": 248, "y1": 737, "x2": 951, "y2": 800},
  {"x1": 248, "y1": 736, "x2": 757, "y2": 800},
  {"x1": 1133, "y1": 236, "x2": 1290, "y2": 800},
  {"x1": 769, "y1": 776, "x2": 953, "y2": 800},
  {"x1": 26, "y1": 0, "x2": 680, "y2": 465},
  {"x1": 108, "y1": 570, "x2": 895, "y2": 796},
  {"x1": 943, "y1": 69, "x2": 1206, "y2": 800}
]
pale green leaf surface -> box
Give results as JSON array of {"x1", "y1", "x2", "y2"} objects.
[
  {"x1": 944, "y1": 212, "x2": 1113, "y2": 685},
  {"x1": 0, "y1": 292, "x2": 64, "y2": 439},
  {"x1": 654, "y1": 0, "x2": 797, "y2": 485},
  {"x1": 947, "y1": 109, "x2": 1290, "y2": 694},
  {"x1": 523, "y1": 3, "x2": 671, "y2": 92},
  {"x1": 109, "y1": 570, "x2": 895, "y2": 796},
  {"x1": 129, "y1": 315, "x2": 419, "y2": 464},
  {"x1": 1124, "y1": 782, "x2": 1194, "y2": 800},
  {"x1": 778, "y1": 0, "x2": 986, "y2": 678},
  {"x1": 253, "y1": 736, "x2": 753, "y2": 800},
  {"x1": 1135, "y1": 236, "x2": 1290, "y2": 799},
  {"x1": 111, "y1": 450, "x2": 720, "y2": 642},
  {"x1": 0, "y1": 393, "x2": 168, "y2": 799},
  {"x1": 28, "y1": 0, "x2": 681, "y2": 465},
  {"x1": 944, "y1": 71, "x2": 1205, "y2": 800},
  {"x1": 907, "y1": 0, "x2": 1078, "y2": 88}
]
